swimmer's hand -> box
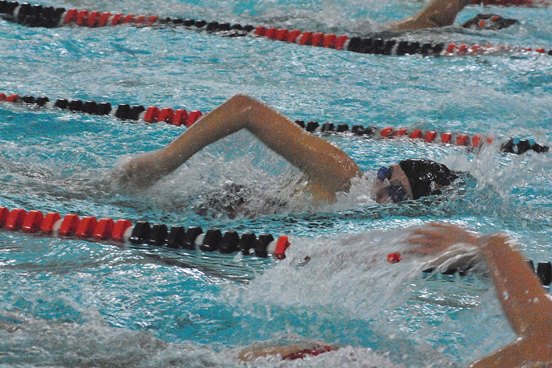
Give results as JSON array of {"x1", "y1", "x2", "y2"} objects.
[
  {"x1": 407, "y1": 223, "x2": 479, "y2": 255},
  {"x1": 111, "y1": 151, "x2": 169, "y2": 191}
]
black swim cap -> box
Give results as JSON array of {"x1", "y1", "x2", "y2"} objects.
[
  {"x1": 462, "y1": 14, "x2": 518, "y2": 30},
  {"x1": 398, "y1": 159, "x2": 457, "y2": 200}
]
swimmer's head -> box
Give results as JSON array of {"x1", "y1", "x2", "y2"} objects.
[
  {"x1": 462, "y1": 14, "x2": 518, "y2": 30},
  {"x1": 372, "y1": 159, "x2": 457, "y2": 203}
]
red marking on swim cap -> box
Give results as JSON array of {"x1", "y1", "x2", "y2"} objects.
[
  {"x1": 94, "y1": 218, "x2": 114, "y2": 240},
  {"x1": 323, "y1": 34, "x2": 337, "y2": 48},
  {"x1": 387, "y1": 252, "x2": 401, "y2": 263},
  {"x1": 98, "y1": 12, "x2": 111, "y2": 27},
  {"x1": 287, "y1": 30, "x2": 301, "y2": 43},
  {"x1": 441, "y1": 132, "x2": 452, "y2": 143},
  {"x1": 311, "y1": 32, "x2": 324, "y2": 47},
  {"x1": 478, "y1": 20, "x2": 486, "y2": 29},
  {"x1": 144, "y1": 106, "x2": 160, "y2": 123},
  {"x1": 40, "y1": 212, "x2": 61, "y2": 234},
  {"x1": 59, "y1": 214, "x2": 80, "y2": 237},
  {"x1": 456, "y1": 134, "x2": 469, "y2": 146},
  {"x1": 298, "y1": 32, "x2": 313, "y2": 45},
  {"x1": 76, "y1": 10, "x2": 88, "y2": 26},
  {"x1": 254, "y1": 26, "x2": 266, "y2": 36},
  {"x1": 64, "y1": 9, "x2": 78, "y2": 24},
  {"x1": 22, "y1": 210, "x2": 43, "y2": 233},
  {"x1": 282, "y1": 345, "x2": 336, "y2": 360},
  {"x1": 157, "y1": 108, "x2": 174, "y2": 123},
  {"x1": 87, "y1": 11, "x2": 99, "y2": 27},
  {"x1": 335, "y1": 35, "x2": 348, "y2": 50},
  {"x1": 265, "y1": 27, "x2": 276, "y2": 40},
  {"x1": 111, "y1": 14, "x2": 124, "y2": 26},
  {"x1": 380, "y1": 127, "x2": 394, "y2": 138},
  {"x1": 5, "y1": 209, "x2": 26, "y2": 231},
  {"x1": 171, "y1": 109, "x2": 188, "y2": 126},
  {"x1": 424, "y1": 131, "x2": 437, "y2": 142},
  {"x1": 397, "y1": 128, "x2": 408, "y2": 136},
  {"x1": 446, "y1": 43, "x2": 456, "y2": 53},
  {"x1": 275, "y1": 29, "x2": 289, "y2": 41},
  {"x1": 6, "y1": 94, "x2": 19, "y2": 102},
  {"x1": 274, "y1": 235, "x2": 290, "y2": 260},
  {"x1": 112, "y1": 219, "x2": 132, "y2": 242},
  {"x1": 0, "y1": 207, "x2": 9, "y2": 227},
  {"x1": 409, "y1": 129, "x2": 422, "y2": 139},
  {"x1": 186, "y1": 110, "x2": 203, "y2": 127}
]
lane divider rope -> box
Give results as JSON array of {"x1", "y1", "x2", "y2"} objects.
[
  {"x1": 0, "y1": 1, "x2": 550, "y2": 57},
  {"x1": 0, "y1": 206, "x2": 290, "y2": 259},
  {"x1": 388, "y1": 251, "x2": 552, "y2": 286},
  {"x1": 1, "y1": 92, "x2": 548, "y2": 155},
  {"x1": 2, "y1": 205, "x2": 549, "y2": 283}
]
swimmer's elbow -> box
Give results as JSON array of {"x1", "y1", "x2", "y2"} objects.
[{"x1": 227, "y1": 94, "x2": 260, "y2": 113}]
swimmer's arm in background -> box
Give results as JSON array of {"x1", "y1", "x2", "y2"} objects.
[
  {"x1": 117, "y1": 94, "x2": 360, "y2": 200},
  {"x1": 388, "y1": 0, "x2": 470, "y2": 32},
  {"x1": 409, "y1": 224, "x2": 552, "y2": 367}
]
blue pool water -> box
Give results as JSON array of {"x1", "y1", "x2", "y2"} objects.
[{"x1": 1, "y1": 0, "x2": 551, "y2": 367}]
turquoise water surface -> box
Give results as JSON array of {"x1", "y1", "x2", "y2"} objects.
[{"x1": 1, "y1": 0, "x2": 551, "y2": 367}]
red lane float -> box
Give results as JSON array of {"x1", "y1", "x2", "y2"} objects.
[
  {"x1": 22, "y1": 210, "x2": 43, "y2": 233},
  {"x1": 387, "y1": 252, "x2": 401, "y2": 264},
  {"x1": 5, "y1": 208, "x2": 26, "y2": 231}
]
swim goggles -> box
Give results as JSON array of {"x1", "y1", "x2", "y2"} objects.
[{"x1": 377, "y1": 166, "x2": 409, "y2": 203}]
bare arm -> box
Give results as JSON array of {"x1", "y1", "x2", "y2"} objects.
[
  {"x1": 409, "y1": 224, "x2": 552, "y2": 367},
  {"x1": 116, "y1": 94, "x2": 360, "y2": 200},
  {"x1": 475, "y1": 235, "x2": 552, "y2": 337},
  {"x1": 389, "y1": 0, "x2": 470, "y2": 32}
]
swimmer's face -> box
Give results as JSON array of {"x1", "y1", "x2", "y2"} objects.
[{"x1": 372, "y1": 164, "x2": 414, "y2": 204}]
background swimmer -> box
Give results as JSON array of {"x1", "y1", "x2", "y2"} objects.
[
  {"x1": 388, "y1": 0, "x2": 517, "y2": 32},
  {"x1": 389, "y1": 0, "x2": 471, "y2": 31},
  {"x1": 240, "y1": 223, "x2": 552, "y2": 367},
  {"x1": 115, "y1": 95, "x2": 459, "y2": 205}
]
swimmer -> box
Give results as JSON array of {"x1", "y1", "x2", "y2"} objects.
[
  {"x1": 388, "y1": 0, "x2": 517, "y2": 32},
  {"x1": 116, "y1": 94, "x2": 459, "y2": 204},
  {"x1": 240, "y1": 223, "x2": 552, "y2": 367}
]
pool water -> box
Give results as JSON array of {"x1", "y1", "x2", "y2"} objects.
[{"x1": 1, "y1": 0, "x2": 551, "y2": 367}]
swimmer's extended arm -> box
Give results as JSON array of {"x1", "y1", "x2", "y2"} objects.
[
  {"x1": 118, "y1": 94, "x2": 359, "y2": 200},
  {"x1": 389, "y1": 0, "x2": 470, "y2": 32},
  {"x1": 469, "y1": 234, "x2": 552, "y2": 368},
  {"x1": 409, "y1": 223, "x2": 552, "y2": 367}
]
